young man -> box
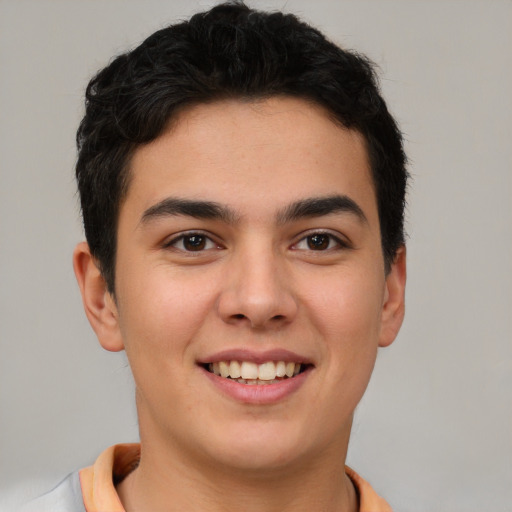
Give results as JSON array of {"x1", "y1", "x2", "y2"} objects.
[{"x1": 24, "y1": 2, "x2": 407, "y2": 511}]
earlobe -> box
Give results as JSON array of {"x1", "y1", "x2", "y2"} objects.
[
  {"x1": 379, "y1": 246, "x2": 407, "y2": 348},
  {"x1": 73, "y1": 242, "x2": 124, "y2": 352}
]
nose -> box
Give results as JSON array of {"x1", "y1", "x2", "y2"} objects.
[{"x1": 217, "y1": 247, "x2": 298, "y2": 329}]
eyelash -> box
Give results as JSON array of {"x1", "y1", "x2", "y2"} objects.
[{"x1": 163, "y1": 230, "x2": 349, "y2": 253}]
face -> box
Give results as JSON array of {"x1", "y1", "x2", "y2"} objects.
[{"x1": 77, "y1": 97, "x2": 405, "y2": 474}]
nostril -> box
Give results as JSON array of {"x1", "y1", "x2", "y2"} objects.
[{"x1": 233, "y1": 314, "x2": 246, "y2": 320}]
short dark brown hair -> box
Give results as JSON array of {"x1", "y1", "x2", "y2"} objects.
[{"x1": 76, "y1": 1, "x2": 407, "y2": 293}]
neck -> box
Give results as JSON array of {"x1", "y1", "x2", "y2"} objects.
[{"x1": 117, "y1": 434, "x2": 358, "y2": 512}]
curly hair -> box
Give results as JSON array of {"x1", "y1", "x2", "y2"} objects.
[{"x1": 76, "y1": 1, "x2": 407, "y2": 293}]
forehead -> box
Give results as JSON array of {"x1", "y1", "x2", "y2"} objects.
[{"x1": 123, "y1": 97, "x2": 377, "y2": 223}]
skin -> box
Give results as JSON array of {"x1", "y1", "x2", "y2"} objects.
[{"x1": 74, "y1": 97, "x2": 406, "y2": 512}]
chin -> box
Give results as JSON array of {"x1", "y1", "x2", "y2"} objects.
[
  {"x1": 214, "y1": 446, "x2": 303, "y2": 474},
  {"x1": 198, "y1": 421, "x2": 316, "y2": 473}
]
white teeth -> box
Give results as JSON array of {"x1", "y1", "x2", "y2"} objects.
[
  {"x1": 276, "y1": 361, "x2": 286, "y2": 377},
  {"x1": 258, "y1": 361, "x2": 276, "y2": 380},
  {"x1": 229, "y1": 360, "x2": 241, "y2": 378},
  {"x1": 285, "y1": 362, "x2": 295, "y2": 378},
  {"x1": 208, "y1": 360, "x2": 304, "y2": 382},
  {"x1": 240, "y1": 361, "x2": 259, "y2": 380},
  {"x1": 219, "y1": 361, "x2": 230, "y2": 378}
]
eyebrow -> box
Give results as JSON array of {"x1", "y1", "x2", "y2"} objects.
[
  {"x1": 140, "y1": 194, "x2": 367, "y2": 226},
  {"x1": 277, "y1": 195, "x2": 368, "y2": 224},
  {"x1": 140, "y1": 197, "x2": 239, "y2": 224}
]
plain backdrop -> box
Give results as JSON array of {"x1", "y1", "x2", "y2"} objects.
[{"x1": 1, "y1": 1, "x2": 511, "y2": 511}]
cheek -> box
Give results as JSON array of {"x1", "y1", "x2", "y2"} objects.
[
  {"x1": 298, "y1": 267, "x2": 385, "y2": 444},
  {"x1": 115, "y1": 268, "x2": 220, "y2": 418},
  {"x1": 321, "y1": 271, "x2": 385, "y2": 401},
  {"x1": 115, "y1": 264, "x2": 220, "y2": 363},
  {"x1": 329, "y1": 273, "x2": 384, "y2": 410},
  {"x1": 305, "y1": 265, "x2": 385, "y2": 356}
]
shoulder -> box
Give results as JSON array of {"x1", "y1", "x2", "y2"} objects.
[{"x1": 19, "y1": 472, "x2": 86, "y2": 512}]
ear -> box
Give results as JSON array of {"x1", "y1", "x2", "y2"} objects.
[
  {"x1": 379, "y1": 246, "x2": 407, "y2": 348},
  {"x1": 73, "y1": 241, "x2": 124, "y2": 352}
]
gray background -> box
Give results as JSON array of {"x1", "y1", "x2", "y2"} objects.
[{"x1": 1, "y1": 1, "x2": 511, "y2": 511}]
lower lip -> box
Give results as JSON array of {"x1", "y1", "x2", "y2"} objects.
[{"x1": 201, "y1": 367, "x2": 311, "y2": 405}]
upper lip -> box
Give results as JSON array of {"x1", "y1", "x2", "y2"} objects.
[{"x1": 197, "y1": 348, "x2": 314, "y2": 366}]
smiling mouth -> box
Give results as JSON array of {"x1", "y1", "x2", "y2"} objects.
[{"x1": 204, "y1": 360, "x2": 309, "y2": 385}]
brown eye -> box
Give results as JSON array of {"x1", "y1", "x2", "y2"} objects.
[
  {"x1": 292, "y1": 231, "x2": 348, "y2": 254},
  {"x1": 307, "y1": 234, "x2": 330, "y2": 250},
  {"x1": 183, "y1": 234, "x2": 206, "y2": 251},
  {"x1": 166, "y1": 233, "x2": 218, "y2": 252}
]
